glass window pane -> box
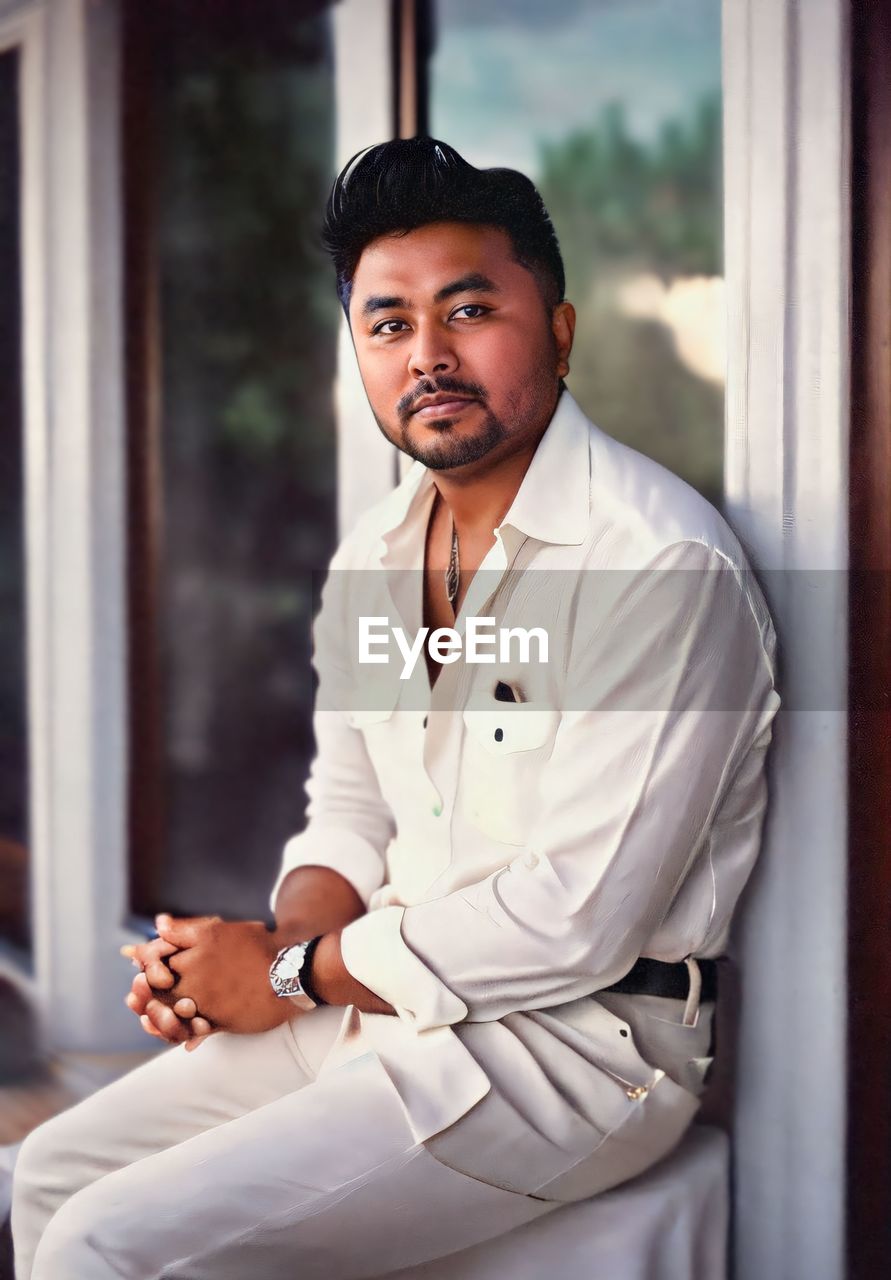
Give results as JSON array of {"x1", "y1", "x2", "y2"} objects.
[
  {"x1": 430, "y1": 0, "x2": 724, "y2": 504},
  {"x1": 0, "y1": 46, "x2": 29, "y2": 953},
  {"x1": 127, "y1": 2, "x2": 338, "y2": 922}
]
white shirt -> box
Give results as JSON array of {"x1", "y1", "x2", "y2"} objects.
[{"x1": 270, "y1": 390, "x2": 779, "y2": 1194}]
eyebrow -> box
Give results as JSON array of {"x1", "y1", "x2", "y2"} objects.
[
  {"x1": 433, "y1": 273, "x2": 501, "y2": 303},
  {"x1": 360, "y1": 294, "x2": 409, "y2": 318},
  {"x1": 359, "y1": 273, "x2": 501, "y2": 319}
]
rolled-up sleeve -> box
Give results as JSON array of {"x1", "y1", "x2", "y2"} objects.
[
  {"x1": 269, "y1": 557, "x2": 395, "y2": 915},
  {"x1": 340, "y1": 541, "x2": 779, "y2": 1030}
]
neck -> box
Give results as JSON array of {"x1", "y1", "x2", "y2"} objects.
[{"x1": 432, "y1": 432, "x2": 542, "y2": 538}]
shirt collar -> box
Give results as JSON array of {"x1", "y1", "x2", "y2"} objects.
[
  {"x1": 496, "y1": 388, "x2": 591, "y2": 546},
  {"x1": 379, "y1": 389, "x2": 592, "y2": 558}
]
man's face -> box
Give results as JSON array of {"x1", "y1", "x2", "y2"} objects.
[{"x1": 348, "y1": 222, "x2": 575, "y2": 473}]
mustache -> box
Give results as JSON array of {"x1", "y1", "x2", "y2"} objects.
[{"x1": 397, "y1": 377, "x2": 488, "y2": 419}]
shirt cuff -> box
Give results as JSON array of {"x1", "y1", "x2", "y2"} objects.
[
  {"x1": 269, "y1": 827, "x2": 385, "y2": 915},
  {"x1": 339, "y1": 906, "x2": 468, "y2": 1031}
]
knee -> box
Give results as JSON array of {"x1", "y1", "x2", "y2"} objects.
[
  {"x1": 11, "y1": 1116, "x2": 85, "y2": 1280},
  {"x1": 11, "y1": 1104, "x2": 100, "y2": 1256},
  {"x1": 11, "y1": 1117, "x2": 68, "y2": 1217}
]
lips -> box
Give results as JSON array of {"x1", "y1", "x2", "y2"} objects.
[{"x1": 412, "y1": 396, "x2": 478, "y2": 420}]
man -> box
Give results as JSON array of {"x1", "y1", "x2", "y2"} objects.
[{"x1": 11, "y1": 138, "x2": 778, "y2": 1278}]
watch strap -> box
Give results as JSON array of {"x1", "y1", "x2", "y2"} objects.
[{"x1": 299, "y1": 935, "x2": 328, "y2": 1007}]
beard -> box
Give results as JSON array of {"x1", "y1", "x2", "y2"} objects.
[
  {"x1": 390, "y1": 404, "x2": 509, "y2": 471},
  {"x1": 373, "y1": 376, "x2": 511, "y2": 471}
]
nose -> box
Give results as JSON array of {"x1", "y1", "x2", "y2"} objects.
[{"x1": 407, "y1": 322, "x2": 458, "y2": 380}]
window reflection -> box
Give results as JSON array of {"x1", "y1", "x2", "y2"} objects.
[
  {"x1": 430, "y1": 0, "x2": 724, "y2": 503},
  {"x1": 126, "y1": 3, "x2": 338, "y2": 922}
]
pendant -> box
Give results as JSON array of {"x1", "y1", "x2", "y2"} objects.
[{"x1": 445, "y1": 523, "x2": 460, "y2": 608}]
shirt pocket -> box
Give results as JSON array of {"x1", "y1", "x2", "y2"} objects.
[{"x1": 460, "y1": 705, "x2": 561, "y2": 846}]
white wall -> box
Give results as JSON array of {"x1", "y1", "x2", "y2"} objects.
[{"x1": 723, "y1": 2, "x2": 849, "y2": 1277}]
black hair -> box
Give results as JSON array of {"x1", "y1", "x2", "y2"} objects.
[{"x1": 322, "y1": 137, "x2": 566, "y2": 314}]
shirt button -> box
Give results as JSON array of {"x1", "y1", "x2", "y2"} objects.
[
  {"x1": 494, "y1": 727, "x2": 504, "y2": 743},
  {"x1": 423, "y1": 715, "x2": 428, "y2": 729},
  {"x1": 432, "y1": 803, "x2": 443, "y2": 817}
]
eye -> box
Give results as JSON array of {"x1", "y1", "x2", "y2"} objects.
[
  {"x1": 451, "y1": 304, "x2": 490, "y2": 321},
  {"x1": 371, "y1": 318, "x2": 410, "y2": 336}
]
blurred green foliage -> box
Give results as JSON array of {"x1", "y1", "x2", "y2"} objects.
[
  {"x1": 537, "y1": 93, "x2": 724, "y2": 504},
  {"x1": 539, "y1": 94, "x2": 722, "y2": 284}
]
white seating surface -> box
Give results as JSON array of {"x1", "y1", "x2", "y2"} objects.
[{"x1": 387, "y1": 1124, "x2": 729, "y2": 1280}]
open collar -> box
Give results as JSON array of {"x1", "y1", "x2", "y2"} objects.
[{"x1": 378, "y1": 389, "x2": 592, "y2": 565}]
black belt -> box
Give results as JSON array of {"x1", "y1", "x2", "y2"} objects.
[{"x1": 601, "y1": 956, "x2": 718, "y2": 1003}]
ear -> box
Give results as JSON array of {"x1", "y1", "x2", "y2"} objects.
[{"x1": 551, "y1": 301, "x2": 576, "y2": 379}]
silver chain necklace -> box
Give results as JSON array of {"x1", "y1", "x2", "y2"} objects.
[{"x1": 445, "y1": 518, "x2": 460, "y2": 610}]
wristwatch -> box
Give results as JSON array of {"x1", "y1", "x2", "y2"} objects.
[{"x1": 268, "y1": 938, "x2": 321, "y2": 1012}]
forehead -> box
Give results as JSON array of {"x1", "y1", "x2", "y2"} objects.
[{"x1": 350, "y1": 222, "x2": 525, "y2": 304}]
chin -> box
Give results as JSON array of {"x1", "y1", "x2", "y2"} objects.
[{"x1": 413, "y1": 436, "x2": 503, "y2": 473}]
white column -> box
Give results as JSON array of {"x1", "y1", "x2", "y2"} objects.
[
  {"x1": 723, "y1": 2, "x2": 850, "y2": 1277},
  {"x1": 332, "y1": 0, "x2": 399, "y2": 539},
  {"x1": 20, "y1": 0, "x2": 136, "y2": 1049}
]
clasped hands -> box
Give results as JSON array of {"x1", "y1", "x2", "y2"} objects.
[{"x1": 121, "y1": 915, "x2": 294, "y2": 1053}]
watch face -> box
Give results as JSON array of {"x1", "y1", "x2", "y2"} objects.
[
  {"x1": 276, "y1": 947, "x2": 305, "y2": 981},
  {"x1": 270, "y1": 943, "x2": 308, "y2": 996}
]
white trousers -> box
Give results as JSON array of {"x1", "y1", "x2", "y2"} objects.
[{"x1": 11, "y1": 1008, "x2": 556, "y2": 1280}]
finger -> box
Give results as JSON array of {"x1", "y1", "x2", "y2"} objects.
[
  {"x1": 185, "y1": 1022, "x2": 216, "y2": 1052},
  {"x1": 145, "y1": 998, "x2": 190, "y2": 1044},
  {"x1": 144, "y1": 958, "x2": 176, "y2": 989},
  {"x1": 128, "y1": 971, "x2": 153, "y2": 1015},
  {"x1": 155, "y1": 914, "x2": 222, "y2": 947},
  {"x1": 126, "y1": 936, "x2": 178, "y2": 962},
  {"x1": 190, "y1": 1017, "x2": 213, "y2": 1037},
  {"x1": 145, "y1": 999, "x2": 189, "y2": 1043},
  {"x1": 139, "y1": 1014, "x2": 166, "y2": 1040},
  {"x1": 147, "y1": 986, "x2": 181, "y2": 1012},
  {"x1": 167, "y1": 949, "x2": 191, "y2": 977},
  {"x1": 125, "y1": 990, "x2": 143, "y2": 1015},
  {"x1": 123, "y1": 938, "x2": 179, "y2": 971},
  {"x1": 132, "y1": 969, "x2": 175, "y2": 1003},
  {"x1": 173, "y1": 997, "x2": 197, "y2": 1019}
]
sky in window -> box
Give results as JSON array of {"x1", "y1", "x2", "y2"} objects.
[{"x1": 432, "y1": 0, "x2": 720, "y2": 174}]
